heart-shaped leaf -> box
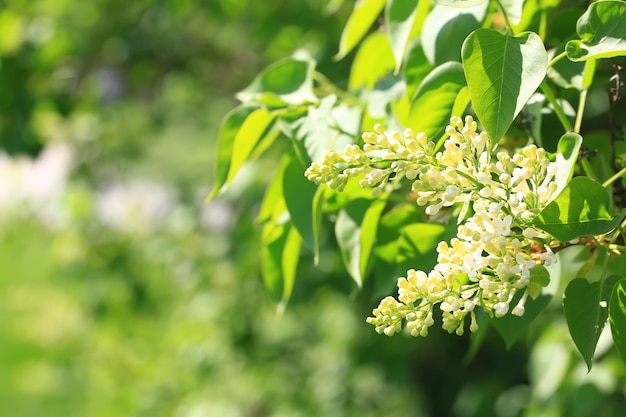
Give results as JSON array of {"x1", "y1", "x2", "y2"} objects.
[
  {"x1": 566, "y1": 0, "x2": 626, "y2": 62},
  {"x1": 564, "y1": 275, "x2": 621, "y2": 370},
  {"x1": 462, "y1": 29, "x2": 548, "y2": 141},
  {"x1": 609, "y1": 278, "x2": 626, "y2": 365},
  {"x1": 532, "y1": 176, "x2": 626, "y2": 242}
]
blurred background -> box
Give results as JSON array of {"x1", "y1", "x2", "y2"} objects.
[{"x1": 1, "y1": 1, "x2": 625, "y2": 416}]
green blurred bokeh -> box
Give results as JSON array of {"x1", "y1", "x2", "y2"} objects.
[{"x1": 1, "y1": 1, "x2": 625, "y2": 416}]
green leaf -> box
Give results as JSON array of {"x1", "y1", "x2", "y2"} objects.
[
  {"x1": 236, "y1": 52, "x2": 317, "y2": 106},
  {"x1": 311, "y1": 185, "x2": 327, "y2": 265},
  {"x1": 422, "y1": 3, "x2": 487, "y2": 66},
  {"x1": 261, "y1": 220, "x2": 302, "y2": 308},
  {"x1": 385, "y1": 0, "x2": 419, "y2": 74},
  {"x1": 403, "y1": 38, "x2": 434, "y2": 100},
  {"x1": 360, "y1": 198, "x2": 388, "y2": 278},
  {"x1": 335, "y1": 0, "x2": 386, "y2": 60},
  {"x1": 348, "y1": 32, "x2": 395, "y2": 90},
  {"x1": 528, "y1": 264, "x2": 551, "y2": 300},
  {"x1": 462, "y1": 29, "x2": 548, "y2": 141},
  {"x1": 492, "y1": 293, "x2": 552, "y2": 349},
  {"x1": 335, "y1": 198, "x2": 386, "y2": 287},
  {"x1": 227, "y1": 107, "x2": 279, "y2": 183},
  {"x1": 566, "y1": 0, "x2": 626, "y2": 62},
  {"x1": 283, "y1": 157, "x2": 318, "y2": 251},
  {"x1": 563, "y1": 275, "x2": 621, "y2": 370},
  {"x1": 609, "y1": 278, "x2": 626, "y2": 365},
  {"x1": 532, "y1": 177, "x2": 626, "y2": 242},
  {"x1": 208, "y1": 104, "x2": 261, "y2": 200},
  {"x1": 374, "y1": 203, "x2": 424, "y2": 264},
  {"x1": 257, "y1": 157, "x2": 288, "y2": 224},
  {"x1": 396, "y1": 222, "x2": 447, "y2": 273},
  {"x1": 553, "y1": 132, "x2": 582, "y2": 200},
  {"x1": 407, "y1": 62, "x2": 467, "y2": 140}
]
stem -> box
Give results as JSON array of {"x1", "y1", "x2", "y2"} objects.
[
  {"x1": 548, "y1": 51, "x2": 568, "y2": 68},
  {"x1": 540, "y1": 80, "x2": 573, "y2": 132},
  {"x1": 574, "y1": 60, "x2": 596, "y2": 134},
  {"x1": 602, "y1": 166, "x2": 626, "y2": 188},
  {"x1": 574, "y1": 88, "x2": 588, "y2": 134}
]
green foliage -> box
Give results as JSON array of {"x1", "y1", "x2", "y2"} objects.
[
  {"x1": 208, "y1": 4, "x2": 626, "y2": 407},
  {"x1": 532, "y1": 177, "x2": 626, "y2": 242},
  {"x1": 564, "y1": 275, "x2": 621, "y2": 370},
  {"x1": 213, "y1": 0, "x2": 626, "y2": 384},
  {"x1": 461, "y1": 29, "x2": 548, "y2": 141},
  {"x1": 610, "y1": 279, "x2": 626, "y2": 364},
  {"x1": 566, "y1": 0, "x2": 626, "y2": 61},
  {"x1": 407, "y1": 62, "x2": 468, "y2": 140}
]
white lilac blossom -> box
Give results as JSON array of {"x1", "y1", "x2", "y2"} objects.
[{"x1": 305, "y1": 116, "x2": 560, "y2": 337}]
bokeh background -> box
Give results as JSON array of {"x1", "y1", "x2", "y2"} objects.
[{"x1": 1, "y1": 1, "x2": 625, "y2": 416}]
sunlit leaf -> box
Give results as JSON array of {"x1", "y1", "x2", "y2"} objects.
[
  {"x1": 335, "y1": 0, "x2": 386, "y2": 60},
  {"x1": 553, "y1": 132, "x2": 582, "y2": 200},
  {"x1": 208, "y1": 104, "x2": 261, "y2": 200},
  {"x1": 462, "y1": 29, "x2": 548, "y2": 141},
  {"x1": 385, "y1": 0, "x2": 419, "y2": 73},
  {"x1": 434, "y1": 0, "x2": 487, "y2": 7},
  {"x1": 227, "y1": 107, "x2": 279, "y2": 183},
  {"x1": 396, "y1": 222, "x2": 447, "y2": 273},
  {"x1": 422, "y1": 3, "x2": 487, "y2": 66},
  {"x1": 236, "y1": 52, "x2": 317, "y2": 106},
  {"x1": 492, "y1": 293, "x2": 552, "y2": 349},
  {"x1": 609, "y1": 278, "x2": 626, "y2": 365},
  {"x1": 532, "y1": 177, "x2": 626, "y2": 242},
  {"x1": 498, "y1": 0, "x2": 524, "y2": 25},
  {"x1": 374, "y1": 203, "x2": 424, "y2": 264},
  {"x1": 257, "y1": 156, "x2": 288, "y2": 224},
  {"x1": 407, "y1": 62, "x2": 467, "y2": 140},
  {"x1": 563, "y1": 275, "x2": 621, "y2": 370},
  {"x1": 348, "y1": 32, "x2": 395, "y2": 90},
  {"x1": 566, "y1": 0, "x2": 626, "y2": 62}
]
